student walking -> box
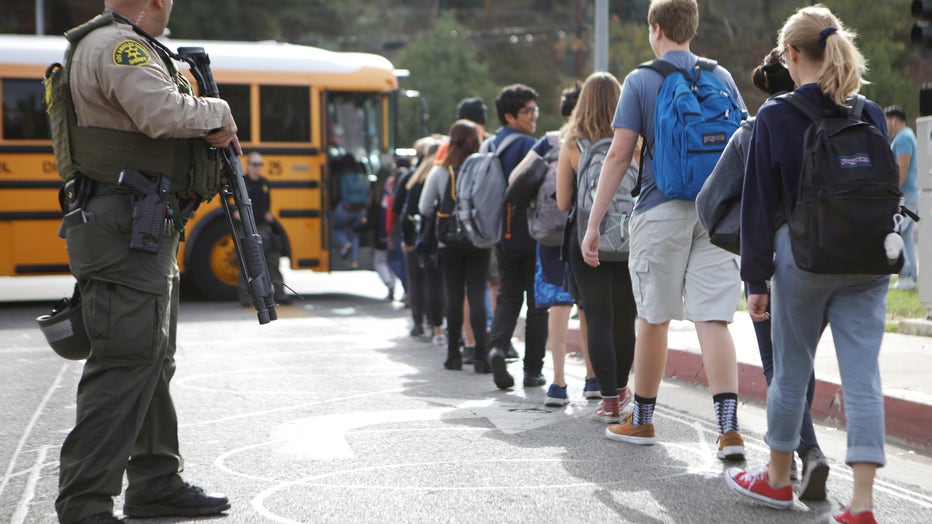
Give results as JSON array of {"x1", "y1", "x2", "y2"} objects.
[
  {"x1": 419, "y1": 120, "x2": 488, "y2": 370},
  {"x1": 555, "y1": 73, "x2": 637, "y2": 417},
  {"x1": 483, "y1": 84, "x2": 548, "y2": 388},
  {"x1": 394, "y1": 137, "x2": 445, "y2": 341},
  {"x1": 580, "y1": 0, "x2": 746, "y2": 459},
  {"x1": 725, "y1": 6, "x2": 892, "y2": 523},
  {"x1": 697, "y1": 49, "x2": 830, "y2": 500}
]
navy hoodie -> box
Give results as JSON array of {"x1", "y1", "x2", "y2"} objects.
[{"x1": 740, "y1": 83, "x2": 888, "y2": 294}]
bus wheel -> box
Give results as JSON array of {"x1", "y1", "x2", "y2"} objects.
[{"x1": 189, "y1": 219, "x2": 239, "y2": 300}]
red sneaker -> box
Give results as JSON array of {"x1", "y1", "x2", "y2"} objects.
[
  {"x1": 724, "y1": 467, "x2": 793, "y2": 509},
  {"x1": 831, "y1": 508, "x2": 876, "y2": 524}
]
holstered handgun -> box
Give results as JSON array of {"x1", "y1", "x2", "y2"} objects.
[{"x1": 118, "y1": 168, "x2": 172, "y2": 254}]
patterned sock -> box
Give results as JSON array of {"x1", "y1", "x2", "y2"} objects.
[
  {"x1": 713, "y1": 392, "x2": 739, "y2": 434},
  {"x1": 632, "y1": 394, "x2": 656, "y2": 426}
]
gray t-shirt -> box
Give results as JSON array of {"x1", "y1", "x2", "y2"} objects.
[{"x1": 613, "y1": 50, "x2": 747, "y2": 215}]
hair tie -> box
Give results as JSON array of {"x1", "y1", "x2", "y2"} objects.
[{"x1": 819, "y1": 27, "x2": 837, "y2": 47}]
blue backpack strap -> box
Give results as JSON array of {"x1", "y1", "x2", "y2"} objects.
[{"x1": 631, "y1": 58, "x2": 676, "y2": 197}]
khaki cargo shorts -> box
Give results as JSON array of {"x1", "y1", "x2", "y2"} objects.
[{"x1": 627, "y1": 199, "x2": 740, "y2": 324}]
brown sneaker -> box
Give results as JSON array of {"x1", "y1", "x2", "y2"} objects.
[
  {"x1": 605, "y1": 412, "x2": 655, "y2": 445},
  {"x1": 717, "y1": 430, "x2": 746, "y2": 460}
]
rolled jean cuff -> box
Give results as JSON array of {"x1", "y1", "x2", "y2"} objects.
[
  {"x1": 845, "y1": 446, "x2": 885, "y2": 468},
  {"x1": 764, "y1": 433, "x2": 799, "y2": 454}
]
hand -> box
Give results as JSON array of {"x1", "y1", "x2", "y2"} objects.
[
  {"x1": 264, "y1": 211, "x2": 274, "y2": 223},
  {"x1": 747, "y1": 293, "x2": 771, "y2": 322},
  {"x1": 204, "y1": 122, "x2": 239, "y2": 150},
  {"x1": 581, "y1": 226, "x2": 600, "y2": 267}
]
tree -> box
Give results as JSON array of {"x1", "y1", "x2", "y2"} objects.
[{"x1": 394, "y1": 13, "x2": 497, "y2": 146}]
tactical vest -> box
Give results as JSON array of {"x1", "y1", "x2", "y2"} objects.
[{"x1": 44, "y1": 12, "x2": 220, "y2": 200}]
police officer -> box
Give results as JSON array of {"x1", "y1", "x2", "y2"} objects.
[{"x1": 50, "y1": 1, "x2": 239, "y2": 522}]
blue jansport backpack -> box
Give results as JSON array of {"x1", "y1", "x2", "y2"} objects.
[{"x1": 636, "y1": 58, "x2": 745, "y2": 201}]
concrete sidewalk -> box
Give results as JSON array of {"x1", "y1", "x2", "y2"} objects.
[{"x1": 566, "y1": 312, "x2": 932, "y2": 452}]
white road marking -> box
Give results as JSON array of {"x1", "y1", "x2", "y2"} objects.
[
  {"x1": 11, "y1": 445, "x2": 49, "y2": 524},
  {"x1": 0, "y1": 364, "x2": 67, "y2": 501}
]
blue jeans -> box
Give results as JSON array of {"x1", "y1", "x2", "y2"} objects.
[
  {"x1": 767, "y1": 226, "x2": 887, "y2": 466},
  {"x1": 900, "y1": 191, "x2": 918, "y2": 280},
  {"x1": 746, "y1": 284, "x2": 820, "y2": 456},
  {"x1": 332, "y1": 205, "x2": 365, "y2": 262},
  {"x1": 388, "y1": 228, "x2": 408, "y2": 293}
]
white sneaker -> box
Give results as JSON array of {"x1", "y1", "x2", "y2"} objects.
[
  {"x1": 432, "y1": 333, "x2": 447, "y2": 348},
  {"x1": 895, "y1": 276, "x2": 917, "y2": 290}
]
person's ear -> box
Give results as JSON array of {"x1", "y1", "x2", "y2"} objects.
[{"x1": 652, "y1": 23, "x2": 664, "y2": 41}]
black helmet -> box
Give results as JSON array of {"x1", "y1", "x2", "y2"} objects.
[{"x1": 36, "y1": 284, "x2": 90, "y2": 360}]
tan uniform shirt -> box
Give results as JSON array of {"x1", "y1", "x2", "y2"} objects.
[{"x1": 70, "y1": 15, "x2": 232, "y2": 138}]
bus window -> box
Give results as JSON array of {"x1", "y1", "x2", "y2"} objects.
[
  {"x1": 218, "y1": 83, "x2": 251, "y2": 143},
  {"x1": 2, "y1": 79, "x2": 49, "y2": 140},
  {"x1": 327, "y1": 92, "x2": 383, "y2": 174},
  {"x1": 260, "y1": 85, "x2": 310, "y2": 142}
]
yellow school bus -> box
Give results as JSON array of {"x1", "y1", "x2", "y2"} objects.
[{"x1": 0, "y1": 34, "x2": 397, "y2": 299}]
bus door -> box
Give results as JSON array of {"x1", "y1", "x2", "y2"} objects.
[{"x1": 324, "y1": 91, "x2": 386, "y2": 272}]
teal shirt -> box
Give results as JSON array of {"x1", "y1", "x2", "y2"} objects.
[{"x1": 892, "y1": 126, "x2": 918, "y2": 195}]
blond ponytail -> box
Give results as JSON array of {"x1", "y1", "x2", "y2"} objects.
[{"x1": 778, "y1": 4, "x2": 867, "y2": 105}]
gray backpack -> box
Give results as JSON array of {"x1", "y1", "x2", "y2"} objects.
[
  {"x1": 527, "y1": 131, "x2": 566, "y2": 247},
  {"x1": 455, "y1": 133, "x2": 522, "y2": 249},
  {"x1": 575, "y1": 137, "x2": 637, "y2": 261}
]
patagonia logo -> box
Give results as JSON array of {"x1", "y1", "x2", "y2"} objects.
[
  {"x1": 702, "y1": 132, "x2": 727, "y2": 146},
  {"x1": 838, "y1": 154, "x2": 872, "y2": 169},
  {"x1": 113, "y1": 40, "x2": 151, "y2": 66}
]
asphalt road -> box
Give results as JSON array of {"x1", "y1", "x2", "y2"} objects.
[{"x1": 2, "y1": 271, "x2": 932, "y2": 523}]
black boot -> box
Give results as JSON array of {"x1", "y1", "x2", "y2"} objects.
[{"x1": 473, "y1": 347, "x2": 492, "y2": 374}]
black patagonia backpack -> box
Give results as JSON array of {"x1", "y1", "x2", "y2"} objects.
[{"x1": 777, "y1": 92, "x2": 907, "y2": 274}]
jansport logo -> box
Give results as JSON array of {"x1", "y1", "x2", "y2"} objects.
[
  {"x1": 702, "y1": 132, "x2": 727, "y2": 146},
  {"x1": 839, "y1": 154, "x2": 872, "y2": 169}
]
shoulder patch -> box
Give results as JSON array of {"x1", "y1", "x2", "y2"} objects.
[{"x1": 113, "y1": 40, "x2": 151, "y2": 66}]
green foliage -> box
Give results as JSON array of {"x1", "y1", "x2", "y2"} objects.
[
  {"x1": 886, "y1": 286, "x2": 927, "y2": 321},
  {"x1": 395, "y1": 13, "x2": 497, "y2": 147},
  {"x1": 608, "y1": 16, "x2": 655, "y2": 79}
]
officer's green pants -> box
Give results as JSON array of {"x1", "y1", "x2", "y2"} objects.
[{"x1": 56, "y1": 193, "x2": 185, "y2": 523}]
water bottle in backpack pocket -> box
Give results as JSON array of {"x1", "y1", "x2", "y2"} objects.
[{"x1": 574, "y1": 137, "x2": 637, "y2": 261}]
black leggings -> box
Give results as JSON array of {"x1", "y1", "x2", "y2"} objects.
[
  {"x1": 440, "y1": 246, "x2": 491, "y2": 360},
  {"x1": 405, "y1": 249, "x2": 444, "y2": 328},
  {"x1": 568, "y1": 230, "x2": 636, "y2": 396}
]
